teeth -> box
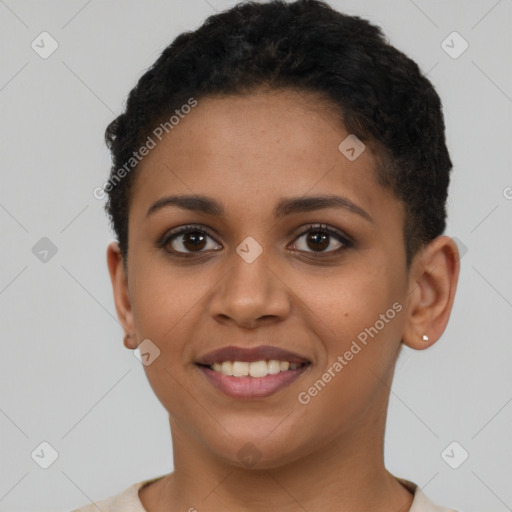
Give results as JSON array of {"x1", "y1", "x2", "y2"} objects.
[
  {"x1": 249, "y1": 360, "x2": 267, "y2": 377},
  {"x1": 267, "y1": 360, "x2": 281, "y2": 374},
  {"x1": 221, "y1": 361, "x2": 233, "y2": 375},
  {"x1": 209, "y1": 360, "x2": 304, "y2": 377},
  {"x1": 232, "y1": 361, "x2": 249, "y2": 377}
]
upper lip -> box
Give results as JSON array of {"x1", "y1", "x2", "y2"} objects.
[{"x1": 195, "y1": 345, "x2": 311, "y2": 365}]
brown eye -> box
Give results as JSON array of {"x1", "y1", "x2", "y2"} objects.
[
  {"x1": 292, "y1": 224, "x2": 352, "y2": 254},
  {"x1": 181, "y1": 231, "x2": 207, "y2": 251},
  {"x1": 306, "y1": 231, "x2": 330, "y2": 251},
  {"x1": 161, "y1": 226, "x2": 221, "y2": 255}
]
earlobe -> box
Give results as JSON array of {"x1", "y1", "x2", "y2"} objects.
[
  {"x1": 106, "y1": 241, "x2": 137, "y2": 348},
  {"x1": 402, "y1": 236, "x2": 460, "y2": 350}
]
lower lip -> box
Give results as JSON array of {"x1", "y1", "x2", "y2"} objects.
[{"x1": 197, "y1": 364, "x2": 310, "y2": 399}]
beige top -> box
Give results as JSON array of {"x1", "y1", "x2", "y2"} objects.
[{"x1": 71, "y1": 475, "x2": 458, "y2": 511}]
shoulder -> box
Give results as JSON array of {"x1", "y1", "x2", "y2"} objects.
[
  {"x1": 397, "y1": 477, "x2": 459, "y2": 512},
  {"x1": 70, "y1": 476, "x2": 165, "y2": 512}
]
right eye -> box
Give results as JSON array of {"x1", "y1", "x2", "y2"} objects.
[{"x1": 159, "y1": 224, "x2": 222, "y2": 257}]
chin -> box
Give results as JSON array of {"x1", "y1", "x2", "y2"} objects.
[{"x1": 205, "y1": 432, "x2": 310, "y2": 471}]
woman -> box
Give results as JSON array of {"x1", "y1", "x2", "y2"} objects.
[{"x1": 73, "y1": 1, "x2": 459, "y2": 510}]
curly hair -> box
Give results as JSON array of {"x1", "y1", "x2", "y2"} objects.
[{"x1": 104, "y1": 0, "x2": 452, "y2": 267}]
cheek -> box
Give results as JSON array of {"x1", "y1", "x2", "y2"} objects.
[
  {"x1": 128, "y1": 262, "x2": 226, "y2": 384},
  {"x1": 131, "y1": 286, "x2": 181, "y2": 342},
  {"x1": 295, "y1": 273, "x2": 404, "y2": 428},
  {"x1": 303, "y1": 263, "x2": 405, "y2": 360},
  {"x1": 129, "y1": 262, "x2": 212, "y2": 340},
  {"x1": 129, "y1": 268, "x2": 207, "y2": 413}
]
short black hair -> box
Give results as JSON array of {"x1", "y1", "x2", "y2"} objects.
[{"x1": 104, "y1": 0, "x2": 452, "y2": 266}]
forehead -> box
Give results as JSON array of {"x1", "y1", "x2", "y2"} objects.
[{"x1": 129, "y1": 90, "x2": 400, "y2": 224}]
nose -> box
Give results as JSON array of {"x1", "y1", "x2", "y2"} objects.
[{"x1": 207, "y1": 249, "x2": 291, "y2": 329}]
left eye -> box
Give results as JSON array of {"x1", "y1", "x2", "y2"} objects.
[{"x1": 291, "y1": 224, "x2": 351, "y2": 254}]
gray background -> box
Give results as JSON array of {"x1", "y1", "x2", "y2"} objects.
[{"x1": 1, "y1": 0, "x2": 511, "y2": 510}]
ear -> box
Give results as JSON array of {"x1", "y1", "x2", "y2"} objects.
[
  {"x1": 402, "y1": 235, "x2": 460, "y2": 350},
  {"x1": 106, "y1": 241, "x2": 137, "y2": 349}
]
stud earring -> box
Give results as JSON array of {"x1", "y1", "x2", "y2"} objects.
[{"x1": 422, "y1": 334, "x2": 429, "y2": 342}]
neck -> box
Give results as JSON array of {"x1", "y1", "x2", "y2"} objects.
[{"x1": 141, "y1": 401, "x2": 414, "y2": 512}]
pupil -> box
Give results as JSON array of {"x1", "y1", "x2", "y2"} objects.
[
  {"x1": 308, "y1": 232, "x2": 328, "y2": 251},
  {"x1": 184, "y1": 232, "x2": 206, "y2": 251}
]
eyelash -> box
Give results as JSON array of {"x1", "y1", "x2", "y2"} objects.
[{"x1": 157, "y1": 223, "x2": 354, "y2": 258}]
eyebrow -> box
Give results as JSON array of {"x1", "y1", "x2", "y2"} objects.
[{"x1": 146, "y1": 194, "x2": 373, "y2": 222}]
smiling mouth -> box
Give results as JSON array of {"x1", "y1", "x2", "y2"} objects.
[
  {"x1": 197, "y1": 360, "x2": 310, "y2": 377},
  {"x1": 196, "y1": 361, "x2": 311, "y2": 399},
  {"x1": 194, "y1": 344, "x2": 312, "y2": 398}
]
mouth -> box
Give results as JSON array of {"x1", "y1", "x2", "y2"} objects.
[{"x1": 195, "y1": 345, "x2": 312, "y2": 399}]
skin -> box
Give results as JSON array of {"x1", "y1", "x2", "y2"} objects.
[{"x1": 107, "y1": 89, "x2": 459, "y2": 512}]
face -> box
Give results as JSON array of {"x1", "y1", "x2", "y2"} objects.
[{"x1": 115, "y1": 90, "x2": 413, "y2": 469}]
